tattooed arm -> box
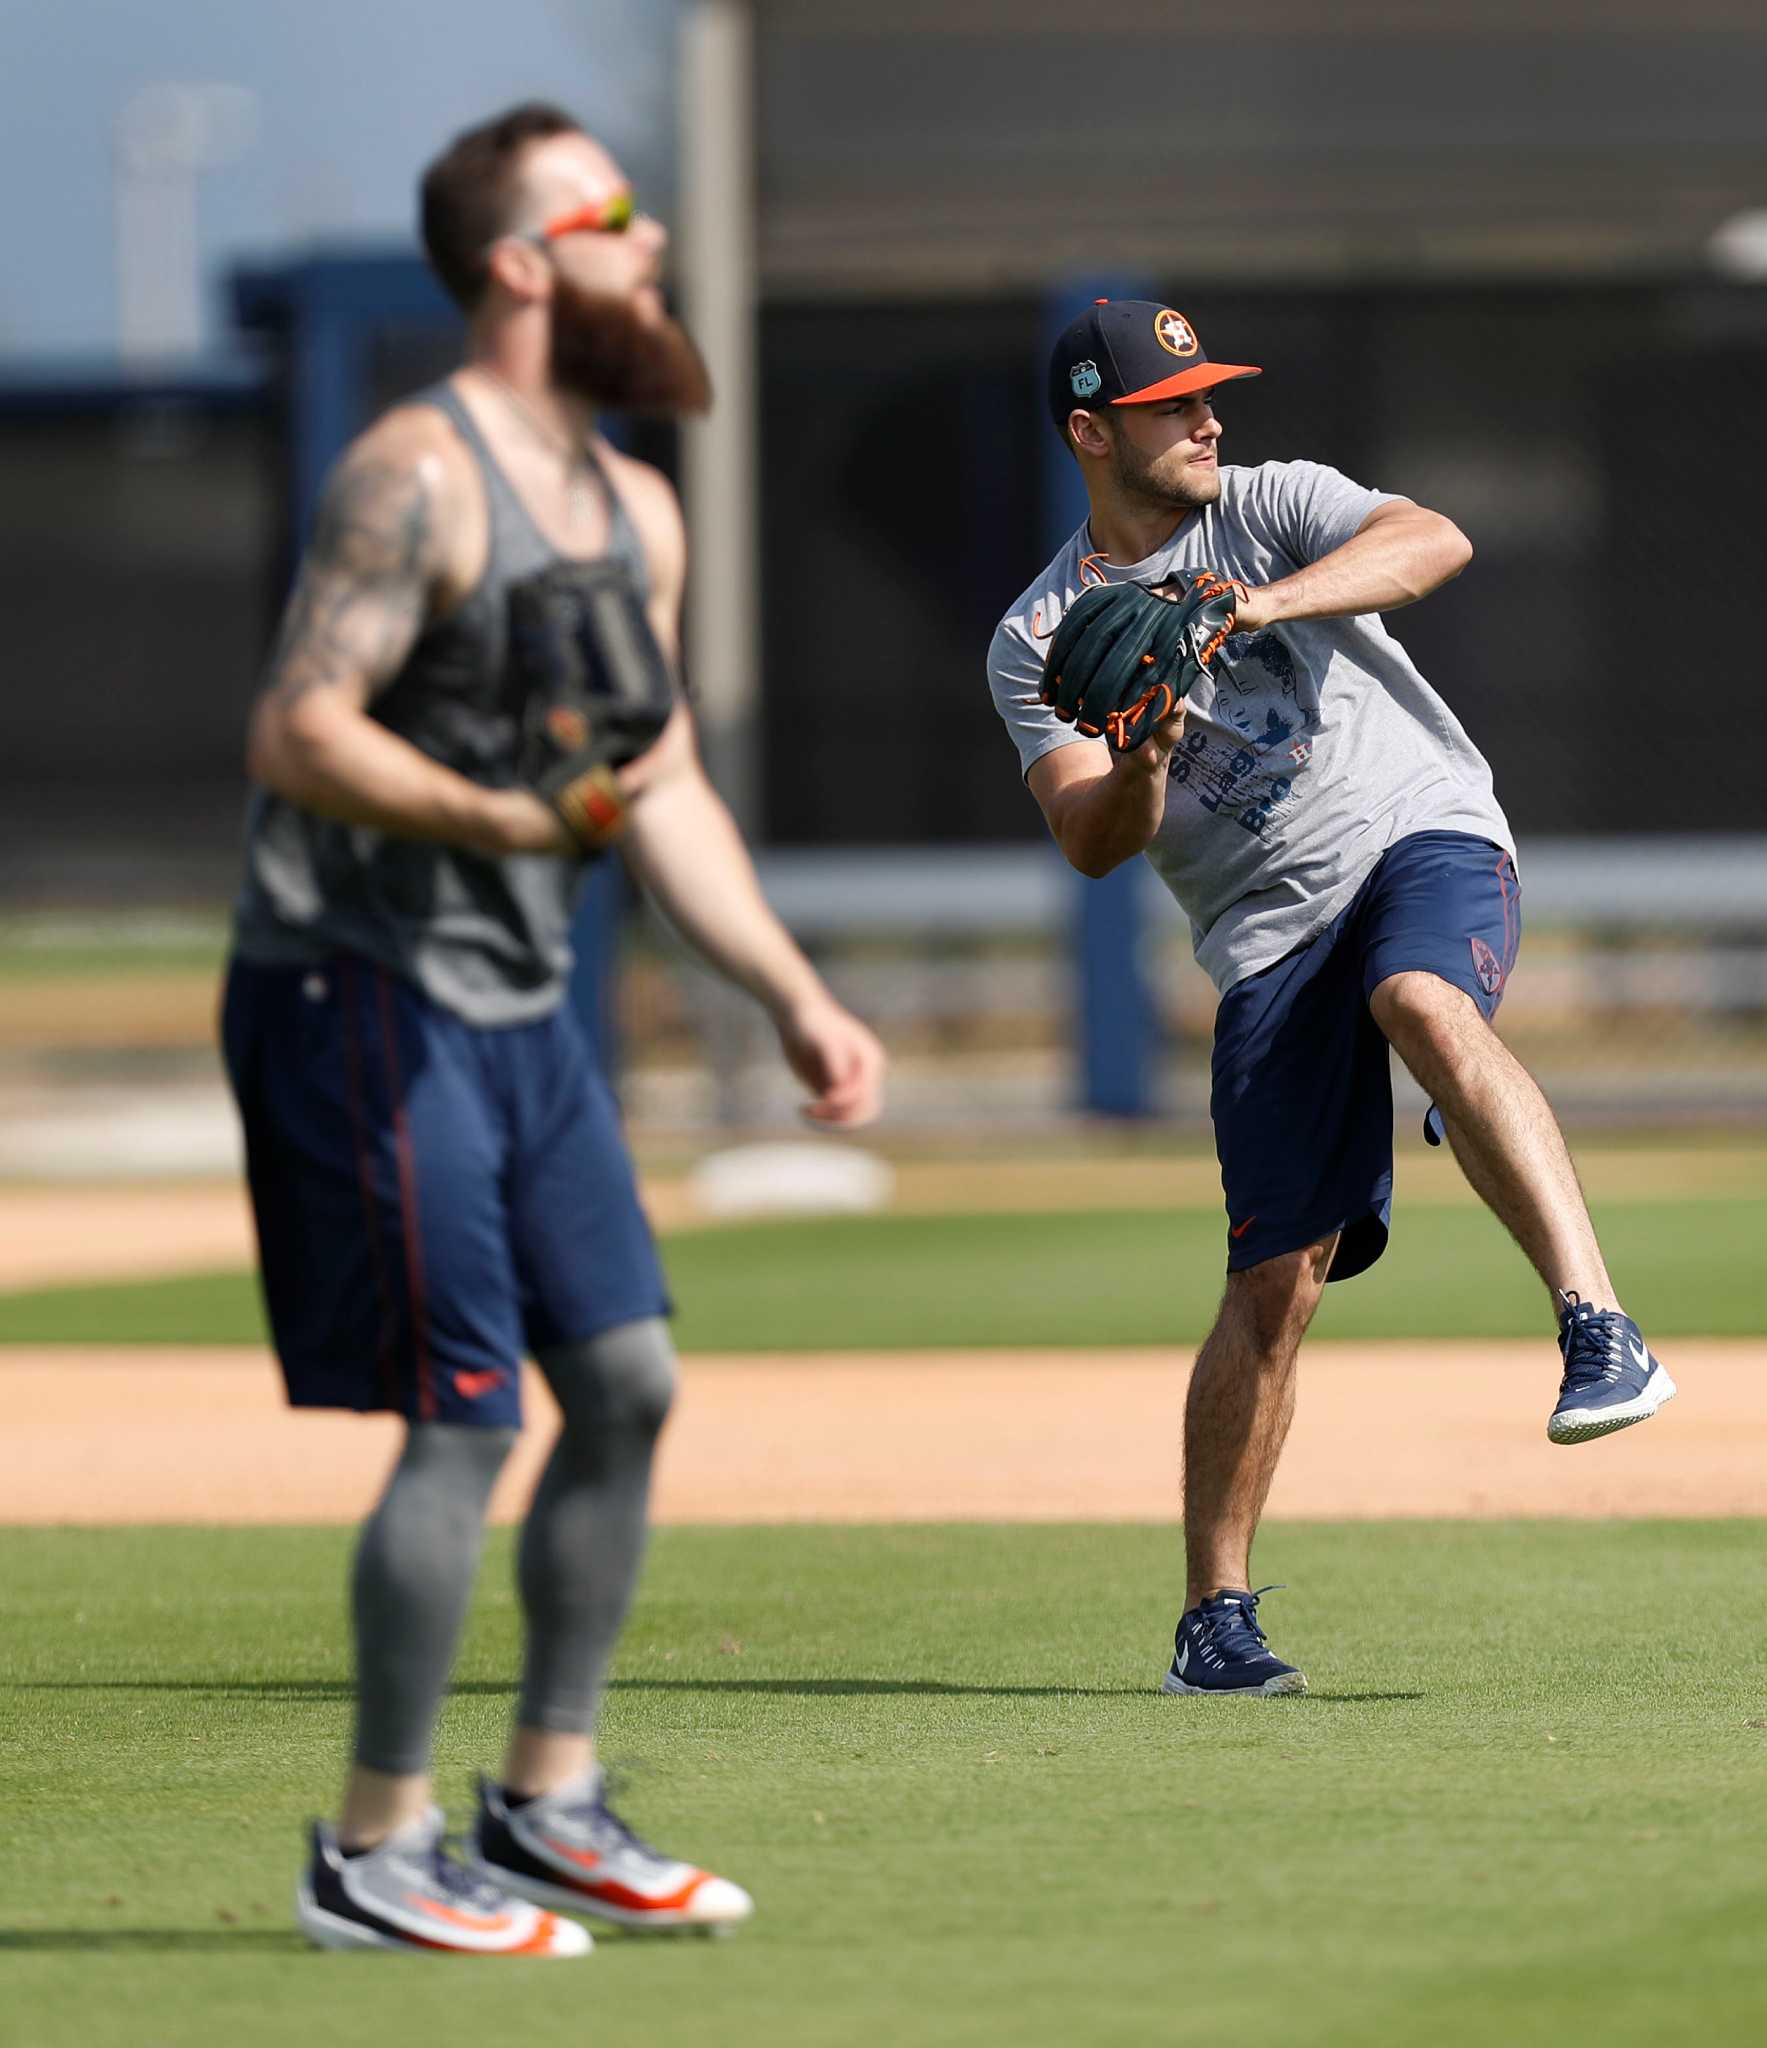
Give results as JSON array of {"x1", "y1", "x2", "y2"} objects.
[{"x1": 245, "y1": 410, "x2": 567, "y2": 854}]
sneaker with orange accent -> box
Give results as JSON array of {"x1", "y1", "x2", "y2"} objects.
[
  {"x1": 296, "y1": 1807, "x2": 591, "y2": 1955},
  {"x1": 472, "y1": 1771, "x2": 754, "y2": 1934}
]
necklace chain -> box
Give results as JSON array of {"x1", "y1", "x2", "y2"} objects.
[{"x1": 477, "y1": 370, "x2": 596, "y2": 516}]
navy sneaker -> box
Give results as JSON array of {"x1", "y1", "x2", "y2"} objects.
[
  {"x1": 1161, "y1": 1585, "x2": 1307, "y2": 1696},
  {"x1": 1549, "y1": 1293, "x2": 1677, "y2": 1445}
]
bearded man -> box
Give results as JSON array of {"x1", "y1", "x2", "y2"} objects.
[{"x1": 224, "y1": 104, "x2": 884, "y2": 1956}]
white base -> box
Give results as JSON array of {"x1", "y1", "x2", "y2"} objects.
[
  {"x1": 295, "y1": 1882, "x2": 592, "y2": 1957},
  {"x1": 1548, "y1": 1364, "x2": 1677, "y2": 1445},
  {"x1": 1160, "y1": 1668, "x2": 1309, "y2": 1697},
  {"x1": 472, "y1": 1856, "x2": 752, "y2": 1935}
]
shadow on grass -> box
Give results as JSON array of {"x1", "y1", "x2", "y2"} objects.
[
  {"x1": 1295, "y1": 1691, "x2": 1426, "y2": 1704},
  {"x1": 14, "y1": 1679, "x2": 417, "y2": 1699},
  {"x1": 611, "y1": 1677, "x2": 1152, "y2": 1698},
  {"x1": 15, "y1": 1675, "x2": 1153, "y2": 1700},
  {"x1": 0, "y1": 1928, "x2": 304, "y2": 1954},
  {"x1": 12, "y1": 1676, "x2": 1427, "y2": 1702}
]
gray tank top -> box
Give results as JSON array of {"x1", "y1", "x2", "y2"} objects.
[{"x1": 232, "y1": 381, "x2": 651, "y2": 1025}]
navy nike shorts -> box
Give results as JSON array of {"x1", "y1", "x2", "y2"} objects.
[
  {"x1": 221, "y1": 954, "x2": 670, "y2": 1426},
  {"x1": 1210, "y1": 830, "x2": 1521, "y2": 1283}
]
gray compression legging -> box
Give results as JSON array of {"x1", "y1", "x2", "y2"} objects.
[{"x1": 350, "y1": 1317, "x2": 677, "y2": 1775}]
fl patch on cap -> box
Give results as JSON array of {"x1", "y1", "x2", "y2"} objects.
[{"x1": 1049, "y1": 299, "x2": 1260, "y2": 433}]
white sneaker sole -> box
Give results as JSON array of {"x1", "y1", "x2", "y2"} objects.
[
  {"x1": 470, "y1": 1856, "x2": 752, "y2": 1935},
  {"x1": 295, "y1": 1882, "x2": 593, "y2": 1956},
  {"x1": 1160, "y1": 1669, "x2": 1308, "y2": 1697},
  {"x1": 1548, "y1": 1363, "x2": 1677, "y2": 1445}
]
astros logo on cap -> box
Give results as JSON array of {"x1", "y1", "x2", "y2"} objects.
[{"x1": 1154, "y1": 309, "x2": 1198, "y2": 357}]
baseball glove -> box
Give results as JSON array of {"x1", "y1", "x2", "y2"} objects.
[
  {"x1": 1040, "y1": 569, "x2": 1246, "y2": 753},
  {"x1": 506, "y1": 556, "x2": 679, "y2": 849}
]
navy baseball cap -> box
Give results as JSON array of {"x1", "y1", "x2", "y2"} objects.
[{"x1": 1048, "y1": 299, "x2": 1261, "y2": 433}]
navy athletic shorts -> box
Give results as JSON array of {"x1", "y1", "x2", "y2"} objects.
[
  {"x1": 221, "y1": 953, "x2": 670, "y2": 1427},
  {"x1": 1210, "y1": 830, "x2": 1521, "y2": 1284}
]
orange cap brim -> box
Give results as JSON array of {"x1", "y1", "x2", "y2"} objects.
[{"x1": 1113, "y1": 362, "x2": 1262, "y2": 406}]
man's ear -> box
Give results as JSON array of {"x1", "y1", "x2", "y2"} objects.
[
  {"x1": 1067, "y1": 408, "x2": 1110, "y2": 460},
  {"x1": 483, "y1": 236, "x2": 552, "y2": 306}
]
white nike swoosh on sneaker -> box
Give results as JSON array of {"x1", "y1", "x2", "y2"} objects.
[
  {"x1": 1628, "y1": 1336, "x2": 1650, "y2": 1371},
  {"x1": 1176, "y1": 1641, "x2": 1190, "y2": 1676}
]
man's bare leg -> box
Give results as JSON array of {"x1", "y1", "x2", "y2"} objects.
[
  {"x1": 339, "y1": 1765, "x2": 434, "y2": 1850},
  {"x1": 501, "y1": 1728, "x2": 597, "y2": 1800},
  {"x1": 1183, "y1": 1237, "x2": 1336, "y2": 1608},
  {"x1": 1369, "y1": 971, "x2": 1619, "y2": 1311}
]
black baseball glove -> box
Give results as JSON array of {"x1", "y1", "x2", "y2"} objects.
[
  {"x1": 1039, "y1": 569, "x2": 1246, "y2": 753},
  {"x1": 505, "y1": 556, "x2": 679, "y2": 849}
]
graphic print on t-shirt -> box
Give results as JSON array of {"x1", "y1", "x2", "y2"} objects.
[{"x1": 1167, "y1": 629, "x2": 1317, "y2": 841}]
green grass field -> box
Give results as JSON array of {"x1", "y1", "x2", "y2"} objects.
[
  {"x1": 0, "y1": 915, "x2": 227, "y2": 983},
  {"x1": 4, "y1": 1522, "x2": 1764, "y2": 2047},
  {"x1": 5, "y1": 1148, "x2": 1760, "y2": 2040},
  {"x1": 1, "y1": 1192, "x2": 1760, "y2": 1348}
]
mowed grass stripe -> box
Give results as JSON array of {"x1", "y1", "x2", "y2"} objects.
[
  {"x1": 0, "y1": 1196, "x2": 1759, "y2": 1348},
  {"x1": 2, "y1": 1521, "x2": 1763, "y2": 2048}
]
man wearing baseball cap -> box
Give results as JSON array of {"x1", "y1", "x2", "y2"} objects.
[
  {"x1": 987, "y1": 299, "x2": 1677, "y2": 1697},
  {"x1": 1048, "y1": 300, "x2": 1262, "y2": 418}
]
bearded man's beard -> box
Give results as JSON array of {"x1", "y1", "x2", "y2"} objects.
[
  {"x1": 549, "y1": 279, "x2": 712, "y2": 415},
  {"x1": 1110, "y1": 435, "x2": 1221, "y2": 513}
]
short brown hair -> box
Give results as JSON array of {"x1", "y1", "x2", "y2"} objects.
[{"x1": 419, "y1": 102, "x2": 580, "y2": 310}]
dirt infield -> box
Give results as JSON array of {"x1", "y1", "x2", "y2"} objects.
[
  {"x1": 3, "y1": 1172, "x2": 1761, "y2": 1525},
  {"x1": 4, "y1": 1340, "x2": 1760, "y2": 1525}
]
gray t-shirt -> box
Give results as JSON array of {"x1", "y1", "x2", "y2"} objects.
[{"x1": 987, "y1": 460, "x2": 1514, "y2": 993}]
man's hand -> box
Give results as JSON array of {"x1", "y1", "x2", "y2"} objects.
[
  {"x1": 507, "y1": 556, "x2": 681, "y2": 854},
  {"x1": 1041, "y1": 570, "x2": 1244, "y2": 752},
  {"x1": 772, "y1": 993, "x2": 886, "y2": 1128},
  {"x1": 1140, "y1": 697, "x2": 1189, "y2": 758},
  {"x1": 479, "y1": 787, "x2": 577, "y2": 855},
  {"x1": 478, "y1": 697, "x2": 691, "y2": 859}
]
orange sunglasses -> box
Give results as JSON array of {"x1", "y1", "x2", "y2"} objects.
[{"x1": 528, "y1": 189, "x2": 637, "y2": 242}]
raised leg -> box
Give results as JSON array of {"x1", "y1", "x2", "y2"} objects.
[{"x1": 1370, "y1": 970, "x2": 1620, "y2": 1312}]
